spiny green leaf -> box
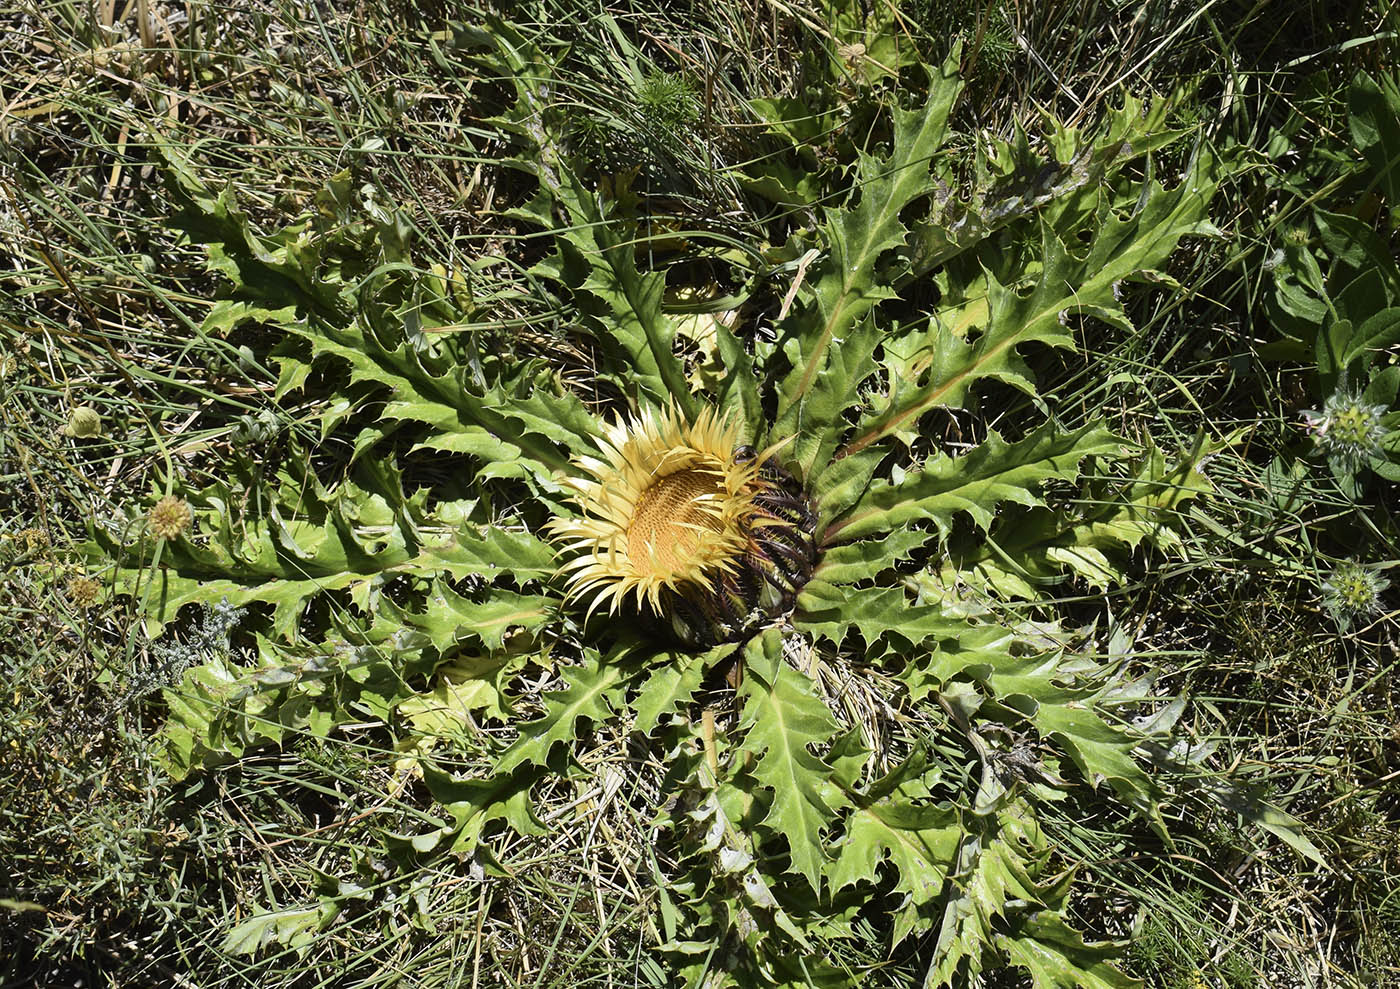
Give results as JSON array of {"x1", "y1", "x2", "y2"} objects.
[
  {"x1": 734, "y1": 631, "x2": 846, "y2": 891},
  {"x1": 896, "y1": 629, "x2": 1162, "y2": 824},
  {"x1": 930, "y1": 811, "x2": 1054, "y2": 984},
  {"x1": 829, "y1": 422, "x2": 1124, "y2": 543},
  {"x1": 774, "y1": 55, "x2": 963, "y2": 465},
  {"x1": 161, "y1": 145, "x2": 351, "y2": 322},
  {"x1": 421, "y1": 763, "x2": 548, "y2": 854},
  {"x1": 782, "y1": 317, "x2": 881, "y2": 482},
  {"x1": 562, "y1": 187, "x2": 695, "y2": 415},
  {"x1": 845, "y1": 151, "x2": 1220, "y2": 456},
  {"x1": 375, "y1": 583, "x2": 552, "y2": 652},
  {"x1": 222, "y1": 904, "x2": 338, "y2": 957},
  {"x1": 996, "y1": 912, "x2": 1142, "y2": 989},
  {"x1": 812, "y1": 446, "x2": 883, "y2": 527},
  {"x1": 813, "y1": 528, "x2": 934, "y2": 584},
  {"x1": 931, "y1": 434, "x2": 1217, "y2": 598},
  {"x1": 202, "y1": 300, "x2": 299, "y2": 338},
  {"x1": 494, "y1": 650, "x2": 625, "y2": 775},
  {"x1": 98, "y1": 458, "x2": 556, "y2": 639},
  {"x1": 830, "y1": 786, "x2": 961, "y2": 934},
  {"x1": 825, "y1": 727, "x2": 873, "y2": 791},
  {"x1": 929, "y1": 809, "x2": 1141, "y2": 987},
  {"x1": 711, "y1": 308, "x2": 764, "y2": 433},
  {"x1": 899, "y1": 624, "x2": 1023, "y2": 702},
  {"x1": 161, "y1": 637, "x2": 423, "y2": 778},
  {"x1": 676, "y1": 784, "x2": 819, "y2": 955},
  {"x1": 411, "y1": 525, "x2": 558, "y2": 583},
  {"x1": 485, "y1": 27, "x2": 694, "y2": 416},
  {"x1": 631, "y1": 645, "x2": 734, "y2": 737},
  {"x1": 101, "y1": 466, "x2": 419, "y2": 638},
  {"x1": 900, "y1": 92, "x2": 1185, "y2": 286},
  {"x1": 285, "y1": 315, "x2": 596, "y2": 476},
  {"x1": 795, "y1": 580, "x2": 968, "y2": 648},
  {"x1": 931, "y1": 645, "x2": 1162, "y2": 822},
  {"x1": 398, "y1": 652, "x2": 523, "y2": 733},
  {"x1": 1029, "y1": 689, "x2": 1161, "y2": 821}
]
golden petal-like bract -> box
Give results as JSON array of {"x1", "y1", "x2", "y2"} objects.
[{"x1": 548, "y1": 405, "x2": 767, "y2": 617}]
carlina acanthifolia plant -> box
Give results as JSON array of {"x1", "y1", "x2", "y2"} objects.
[{"x1": 93, "y1": 22, "x2": 1274, "y2": 987}]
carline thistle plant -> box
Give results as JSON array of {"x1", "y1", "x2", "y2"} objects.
[{"x1": 108, "y1": 31, "x2": 1254, "y2": 988}]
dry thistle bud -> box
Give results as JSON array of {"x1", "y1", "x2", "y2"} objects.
[{"x1": 20, "y1": 528, "x2": 49, "y2": 550}]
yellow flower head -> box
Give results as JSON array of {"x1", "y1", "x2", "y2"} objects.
[{"x1": 549, "y1": 405, "x2": 775, "y2": 620}]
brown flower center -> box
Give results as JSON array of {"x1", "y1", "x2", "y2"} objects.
[{"x1": 626, "y1": 468, "x2": 727, "y2": 576}]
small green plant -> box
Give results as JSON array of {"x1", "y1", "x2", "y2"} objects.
[
  {"x1": 635, "y1": 69, "x2": 700, "y2": 133},
  {"x1": 1257, "y1": 70, "x2": 1400, "y2": 493},
  {"x1": 1243, "y1": 66, "x2": 1400, "y2": 660}
]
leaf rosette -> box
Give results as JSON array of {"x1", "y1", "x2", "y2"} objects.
[{"x1": 98, "y1": 25, "x2": 1250, "y2": 988}]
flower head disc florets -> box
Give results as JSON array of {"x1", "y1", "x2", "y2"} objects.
[
  {"x1": 550, "y1": 405, "x2": 817, "y2": 645},
  {"x1": 1322, "y1": 559, "x2": 1390, "y2": 631}
]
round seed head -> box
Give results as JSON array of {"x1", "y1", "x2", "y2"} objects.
[
  {"x1": 149, "y1": 495, "x2": 192, "y2": 541},
  {"x1": 67, "y1": 575, "x2": 102, "y2": 609},
  {"x1": 1321, "y1": 559, "x2": 1390, "y2": 630},
  {"x1": 1302, "y1": 386, "x2": 1389, "y2": 473}
]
